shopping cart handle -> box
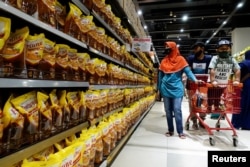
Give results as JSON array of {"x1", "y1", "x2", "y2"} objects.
[
  {"x1": 206, "y1": 83, "x2": 243, "y2": 87},
  {"x1": 206, "y1": 83, "x2": 213, "y2": 87},
  {"x1": 238, "y1": 83, "x2": 243, "y2": 88}
]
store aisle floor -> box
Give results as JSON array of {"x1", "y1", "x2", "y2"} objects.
[{"x1": 110, "y1": 98, "x2": 250, "y2": 167}]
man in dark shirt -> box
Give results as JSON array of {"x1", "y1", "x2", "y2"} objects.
[{"x1": 187, "y1": 42, "x2": 212, "y2": 129}]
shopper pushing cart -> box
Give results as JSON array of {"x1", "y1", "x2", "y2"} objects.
[{"x1": 185, "y1": 39, "x2": 242, "y2": 146}]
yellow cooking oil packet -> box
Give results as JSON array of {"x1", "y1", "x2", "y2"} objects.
[
  {"x1": 2, "y1": 94, "x2": 25, "y2": 151},
  {"x1": 79, "y1": 130, "x2": 94, "y2": 167},
  {"x1": 25, "y1": 33, "x2": 45, "y2": 66},
  {"x1": 40, "y1": 38, "x2": 56, "y2": 80},
  {"x1": 64, "y1": 2, "x2": 82, "y2": 38},
  {"x1": 65, "y1": 134, "x2": 77, "y2": 146},
  {"x1": 66, "y1": 91, "x2": 80, "y2": 125},
  {"x1": 22, "y1": 154, "x2": 61, "y2": 167},
  {"x1": 55, "y1": 44, "x2": 70, "y2": 80},
  {"x1": 1, "y1": 26, "x2": 29, "y2": 61},
  {"x1": 58, "y1": 90, "x2": 71, "y2": 129},
  {"x1": 21, "y1": 159, "x2": 47, "y2": 167},
  {"x1": 50, "y1": 145, "x2": 75, "y2": 167},
  {"x1": 2, "y1": 94, "x2": 25, "y2": 132},
  {"x1": 106, "y1": 116, "x2": 117, "y2": 150},
  {"x1": 112, "y1": 113, "x2": 122, "y2": 140},
  {"x1": 10, "y1": 91, "x2": 39, "y2": 144},
  {"x1": 93, "y1": 126, "x2": 103, "y2": 164},
  {"x1": 68, "y1": 141, "x2": 86, "y2": 167},
  {"x1": 49, "y1": 89, "x2": 63, "y2": 132},
  {"x1": 77, "y1": 53, "x2": 90, "y2": 81},
  {"x1": 85, "y1": 90, "x2": 100, "y2": 120},
  {"x1": 1, "y1": 26, "x2": 29, "y2": 76},
  {"x1": 95, "y1": 59, "x2": 107, "y2": 84},
  {"x1": 87, "y1": 126, "x2": 99, "y2": 166},
  {"x1": 54, "y1": 1, "x2": 66, "y2": 31},
  {"x1": 79, "y1": 91, "x2": 87, "y2": 123},
  {"x1": 54, "y1": 139, "x2": 66, "y2": 152},
  {"x1": 85, "y1": 58, "x2": 98, "y2": 82},
  {"x1": 99, "y1": 89, "x2": 108, "y2": 115},
  {"x1": 77, "y1": 53, "x2": 90, "y2": 71},
  {"x1": 79, "y1": 16, "x2": 94, "y2": 44},
  {"x1": 67, "y1": 48, "x2": 79, "y2": 81},
  {"x1": 37, "y1": 91, "x2": 52, "y2": 139},
  {"x1": 98, "y1": 121, "x2": 111, "y2": 156},
  {"x1": 65, "y1": 2, "x2": 82, "y2": 26},
  {"x1": 27, "y1": 145, "x2": 54, "y2": 161},
  {"x1": 0, "y1": 16, "x2": 11, "y2": 50}
]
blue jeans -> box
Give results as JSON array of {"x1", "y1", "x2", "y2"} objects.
[{"x1": 163, "y1": 97, "x2": 184, "y2": 135}]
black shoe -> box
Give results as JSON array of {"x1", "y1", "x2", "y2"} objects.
[{"x1": 192, "y1": 123, "x2": 199, "y2": 130}]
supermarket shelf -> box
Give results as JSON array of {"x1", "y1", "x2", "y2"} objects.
[
  {"x1": 106, "y1": 102, "x2": 154, "y2": 166},
  {"x1": 72, "y1": 0, "x2": 126, "y2": 45},
  {"x1": 0, "y1": 2, "x2": 155, "y2": 167},
  {"x1": 0, "y1": 78, "x2": 89, "y2": 88},
  {"x1": 0, "y1": 1, "x2": 87, "y2": 49},
  {"x1": 91, "y1": 10, "x2": 126, "y2": 45},
  {"x1": 89, "y1": 85, "x2": 126, "y2": 90},
  {"x1": 88, "y1": 84, "x2": 149, "y2": 90},
  {"x1": 71, "y1": 0, "x2": 90, "y2": 15},
  {"x1": 0, "y1": 122, "x2": 89, "y2": 167},
  {"x1": 88, "y1": 47, "x2": 124, "y2": 67},
  {"x1": 88, "y1": 107, "x2": 123, "y2": 126},
  {"x1": 131, "y1": 51, "x2": 152, "y2": 70},
  {"x1": 106, "y1": 0, "x2": 138, "y2": 37}
]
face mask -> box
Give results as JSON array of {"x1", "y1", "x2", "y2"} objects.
[
  {"x1": 218, "y1": 51, "x2": 230, "y2": 58},
  {"x1": 164, "y1": 47, "x2": 172, "y2": 55},
  {"x1": 194, "y1": 50, "x2": 203, "y2": 58}
]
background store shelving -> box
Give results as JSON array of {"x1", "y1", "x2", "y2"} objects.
[{"x1": 0, "y1": 0, "x2": 155, "y2": 166}]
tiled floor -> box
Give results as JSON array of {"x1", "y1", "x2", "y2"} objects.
[{"x1": 110, "y1": 98, "x2": 250, "y2": 167}]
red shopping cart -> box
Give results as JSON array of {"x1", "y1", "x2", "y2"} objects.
[{"x1": 185, "y1": 75, "x2": 242, "y2": 146}]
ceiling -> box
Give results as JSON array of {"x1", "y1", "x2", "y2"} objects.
[{"x1": 136, "y1": 0, "x2": 250, "y2": 62}]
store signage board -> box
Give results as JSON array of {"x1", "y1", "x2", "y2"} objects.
[{"x1": 132, "y1": 37, "x2": 152, "y2": 52}]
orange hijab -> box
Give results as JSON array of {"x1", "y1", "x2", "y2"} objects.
[{"x1": 159, "y1": 41, "x2": 188, "y2": 73}]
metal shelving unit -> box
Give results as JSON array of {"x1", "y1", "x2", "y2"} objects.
[
  {"x1": 0, "y1": 2, "x2": 87, "y2": 49},
  {"x1": 0, "y1": 1, "x2": 155, "y2": 167},
  {"x1": 0, "y1": 122, "x2": 89, "y2": 166},
  {"x1": 0, "y1": 78, "x2": 89, "y2": 88}
]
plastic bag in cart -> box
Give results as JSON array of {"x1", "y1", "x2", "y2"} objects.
[
  {"x1": 221, "y1": 84, "x2": 241, "y2": 113},
  {"x1": 191, "y1": 86, "x2": 208, "y2": 113}
]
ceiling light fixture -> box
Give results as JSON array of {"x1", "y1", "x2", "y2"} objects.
[
  {"x1": 182, "y1": 15, "x2": 188, "y2": 21},
  {"x1": 170, "y1": 11, "x2": 173, "y2": 16},
  {"x1": 138, "y1": 10, "x2": 142, "y2": 15},
  {"x1": 206, "y1": 0, "x2": 246, "y2": 44},
  {"x1": 237, "y1": 2, "x2": 244, "y2": 8}
]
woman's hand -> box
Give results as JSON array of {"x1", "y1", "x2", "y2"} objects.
[
  {"x1": 195, "y1": 80, "x2": 205, "y2": 84},
  {"x1": 233, "y1": 80, "x2": 240, "y2": 86},
  {"x1": 211, "y1": 80, "x2": 218, "y2": 87}
]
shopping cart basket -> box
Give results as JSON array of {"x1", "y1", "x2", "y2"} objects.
[{"x1": 185, "y1": 75, "x2": 242, "y2": 146}]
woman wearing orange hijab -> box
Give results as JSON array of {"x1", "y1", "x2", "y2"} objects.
[{"x1": 158, "y1": 41, "x2": 200, "y2": 139}]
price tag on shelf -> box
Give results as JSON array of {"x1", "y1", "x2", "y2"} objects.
[{"x1": 132, "y1": 37, "x2": 152, "y2": 52}]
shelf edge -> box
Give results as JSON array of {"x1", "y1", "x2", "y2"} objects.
[{"x1": 0, "y1": 122, "x2": 89, "y2": 166}]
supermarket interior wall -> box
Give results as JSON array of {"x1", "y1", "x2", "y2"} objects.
[{"x1": 232, "y1": 27, "x2": 250, "y2": 55}]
